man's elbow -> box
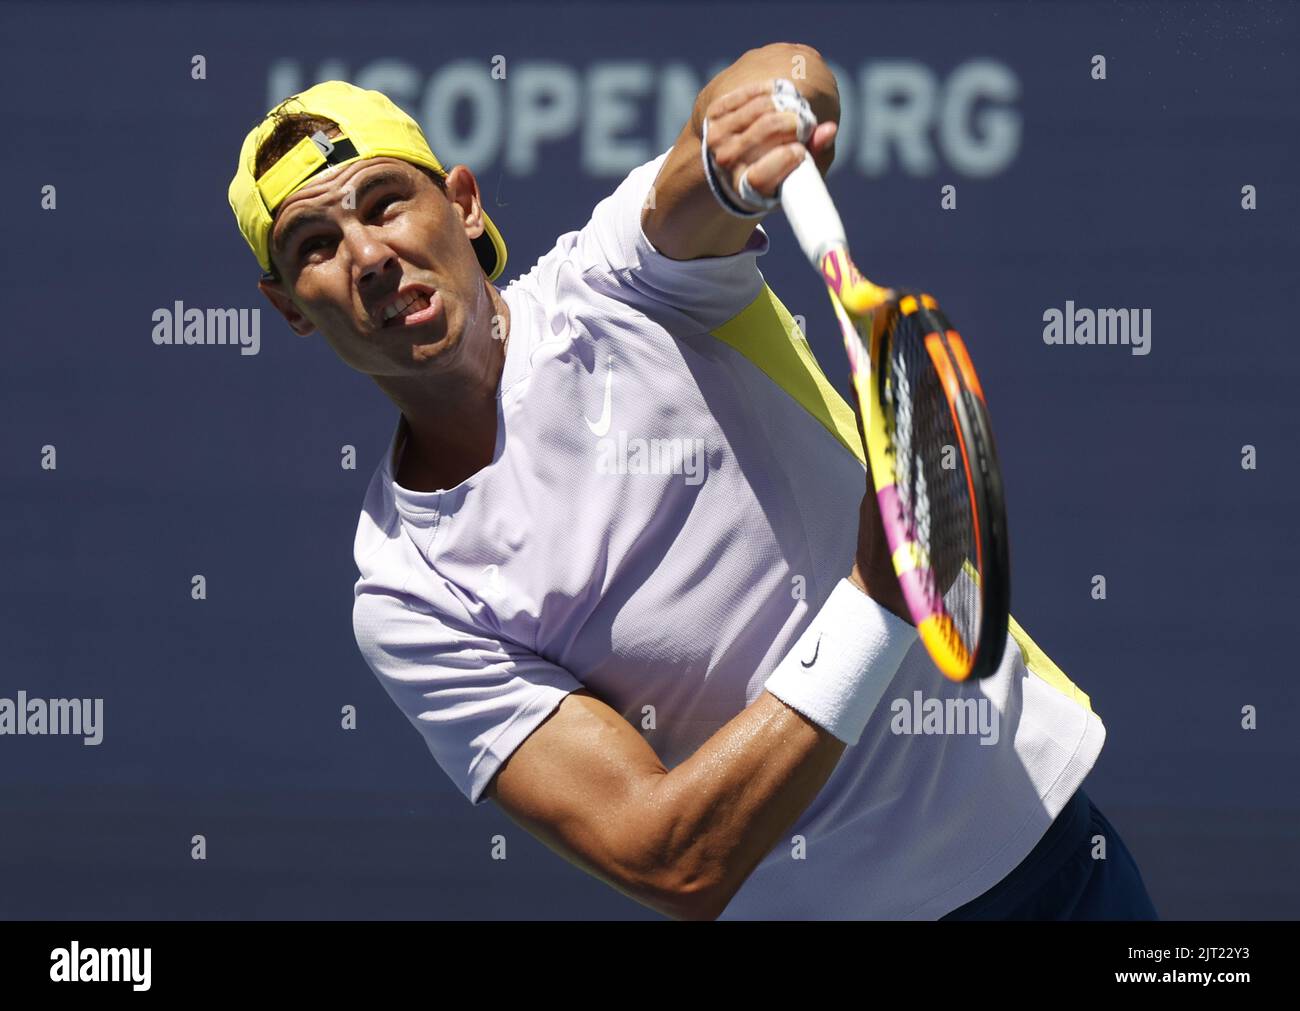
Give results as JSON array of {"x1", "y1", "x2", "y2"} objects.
[
  {"x1": 737, "y1": 42, "x2": 840, "y2": 125},
  {"x1": 609, "y1": 818, "x2": 736, "y2": 921},
  {"x1": 745, "y1": 42, "x2": 830, "y2": 79},
  {"x1": 748, "y1": 41, "x2": 824, "y2": 62},
  {"x1": 661, "y1": 867, "x2": 733, "y2": 921},
  {"x1": 643, "y1": 879, "x2": 729, "y2": 922}
]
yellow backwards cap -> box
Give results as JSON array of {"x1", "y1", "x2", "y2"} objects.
[{"x1": 228, "y1": 80, "x2": 507, "y2": 282}]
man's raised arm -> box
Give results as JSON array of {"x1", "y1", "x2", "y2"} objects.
[{"x1": 641, "y1": 42, "x2": 841, "y2": 262}]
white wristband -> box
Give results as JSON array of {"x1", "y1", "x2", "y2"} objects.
[{"x1": 764, "y1": 579, "x2": 918, "y2": 746}]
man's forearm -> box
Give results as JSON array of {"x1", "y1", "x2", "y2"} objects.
[{"x1": 629, "y1": 689, "x2": 847, "y2": 921}]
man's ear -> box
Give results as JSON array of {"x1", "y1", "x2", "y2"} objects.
[
  {"x1": 257, "y1": 276, "x2": 316, "y2": 336},
  {"x1": 444, "y1": 164, "x2": 486, "y2": 243}
]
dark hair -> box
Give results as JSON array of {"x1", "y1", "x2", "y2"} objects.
[{"x1": 254, "y1": 110, "x2": 447, "y2": 282}]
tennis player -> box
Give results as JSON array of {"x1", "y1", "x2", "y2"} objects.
[{"x1": 228, "y1": 43, "x2": 1157, "y2": 920}]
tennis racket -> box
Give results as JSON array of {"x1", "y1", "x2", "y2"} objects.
[{"x1": 779, "y1": 155, "x2": 1010, "y2": 682}]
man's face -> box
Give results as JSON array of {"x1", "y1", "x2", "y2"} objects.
[{"x1": 258, "y1": 152, "x2": 490, "y2": 377}]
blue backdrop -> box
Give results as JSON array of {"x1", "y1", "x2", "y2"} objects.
[{"x1": 2, "y1": 0, "x2": 1297, "y2": 918}]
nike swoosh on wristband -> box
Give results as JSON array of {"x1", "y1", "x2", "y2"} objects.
[
  {"x1": 801, "y1": 633, "x2": 822, "y2": 668},
  {"x1": 585, "y1": 357, "x2": 614, "y2": 437}
]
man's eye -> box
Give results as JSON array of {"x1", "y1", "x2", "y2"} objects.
[
  {"x1": 299, "y1": 237, "x2": 330, "y2": 260},
  {"x1": 371, "y1": 194, "x2": 402, "y2": 217}
]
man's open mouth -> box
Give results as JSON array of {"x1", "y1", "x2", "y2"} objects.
[{"x1": 379, "y1": 289, "x2": 442, "y2": 328}]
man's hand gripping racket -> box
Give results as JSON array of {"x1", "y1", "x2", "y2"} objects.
[{"x1": 779, "y1": 130, "x2": 1011, "y2": 682}]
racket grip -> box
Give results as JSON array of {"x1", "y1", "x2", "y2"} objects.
[{"x1": 779, "y1": 154, "x2": 848, "y2": 268}]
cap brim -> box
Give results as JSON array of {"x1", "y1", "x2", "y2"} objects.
[{"x1": 474, "y1": 209, "x2": 508, "y2": 283}]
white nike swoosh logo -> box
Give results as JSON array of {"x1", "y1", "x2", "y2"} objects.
[{"x1": 585, "y1": 357, "x2": 614, "y2": 437}]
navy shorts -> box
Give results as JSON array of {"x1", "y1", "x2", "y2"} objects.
[{"x1": 940, "y1": 788, "x2": 1159, "y2": 920}]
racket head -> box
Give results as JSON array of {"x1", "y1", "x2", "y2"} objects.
[{"x1": 847, "y1": 290, "x2": 1010, "y2": 681}]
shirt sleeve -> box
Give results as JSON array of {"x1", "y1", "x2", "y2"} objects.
[
  {"x1": 353, "y1": 588, "x2": 583, "y2": 806},
  {"x1": 570, "y1": 148, "x2": 772, "y2": 332}
]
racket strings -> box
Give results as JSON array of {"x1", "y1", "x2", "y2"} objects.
[{"x1": 881, "y1": 307, "x2": 981, "y2": 657}]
